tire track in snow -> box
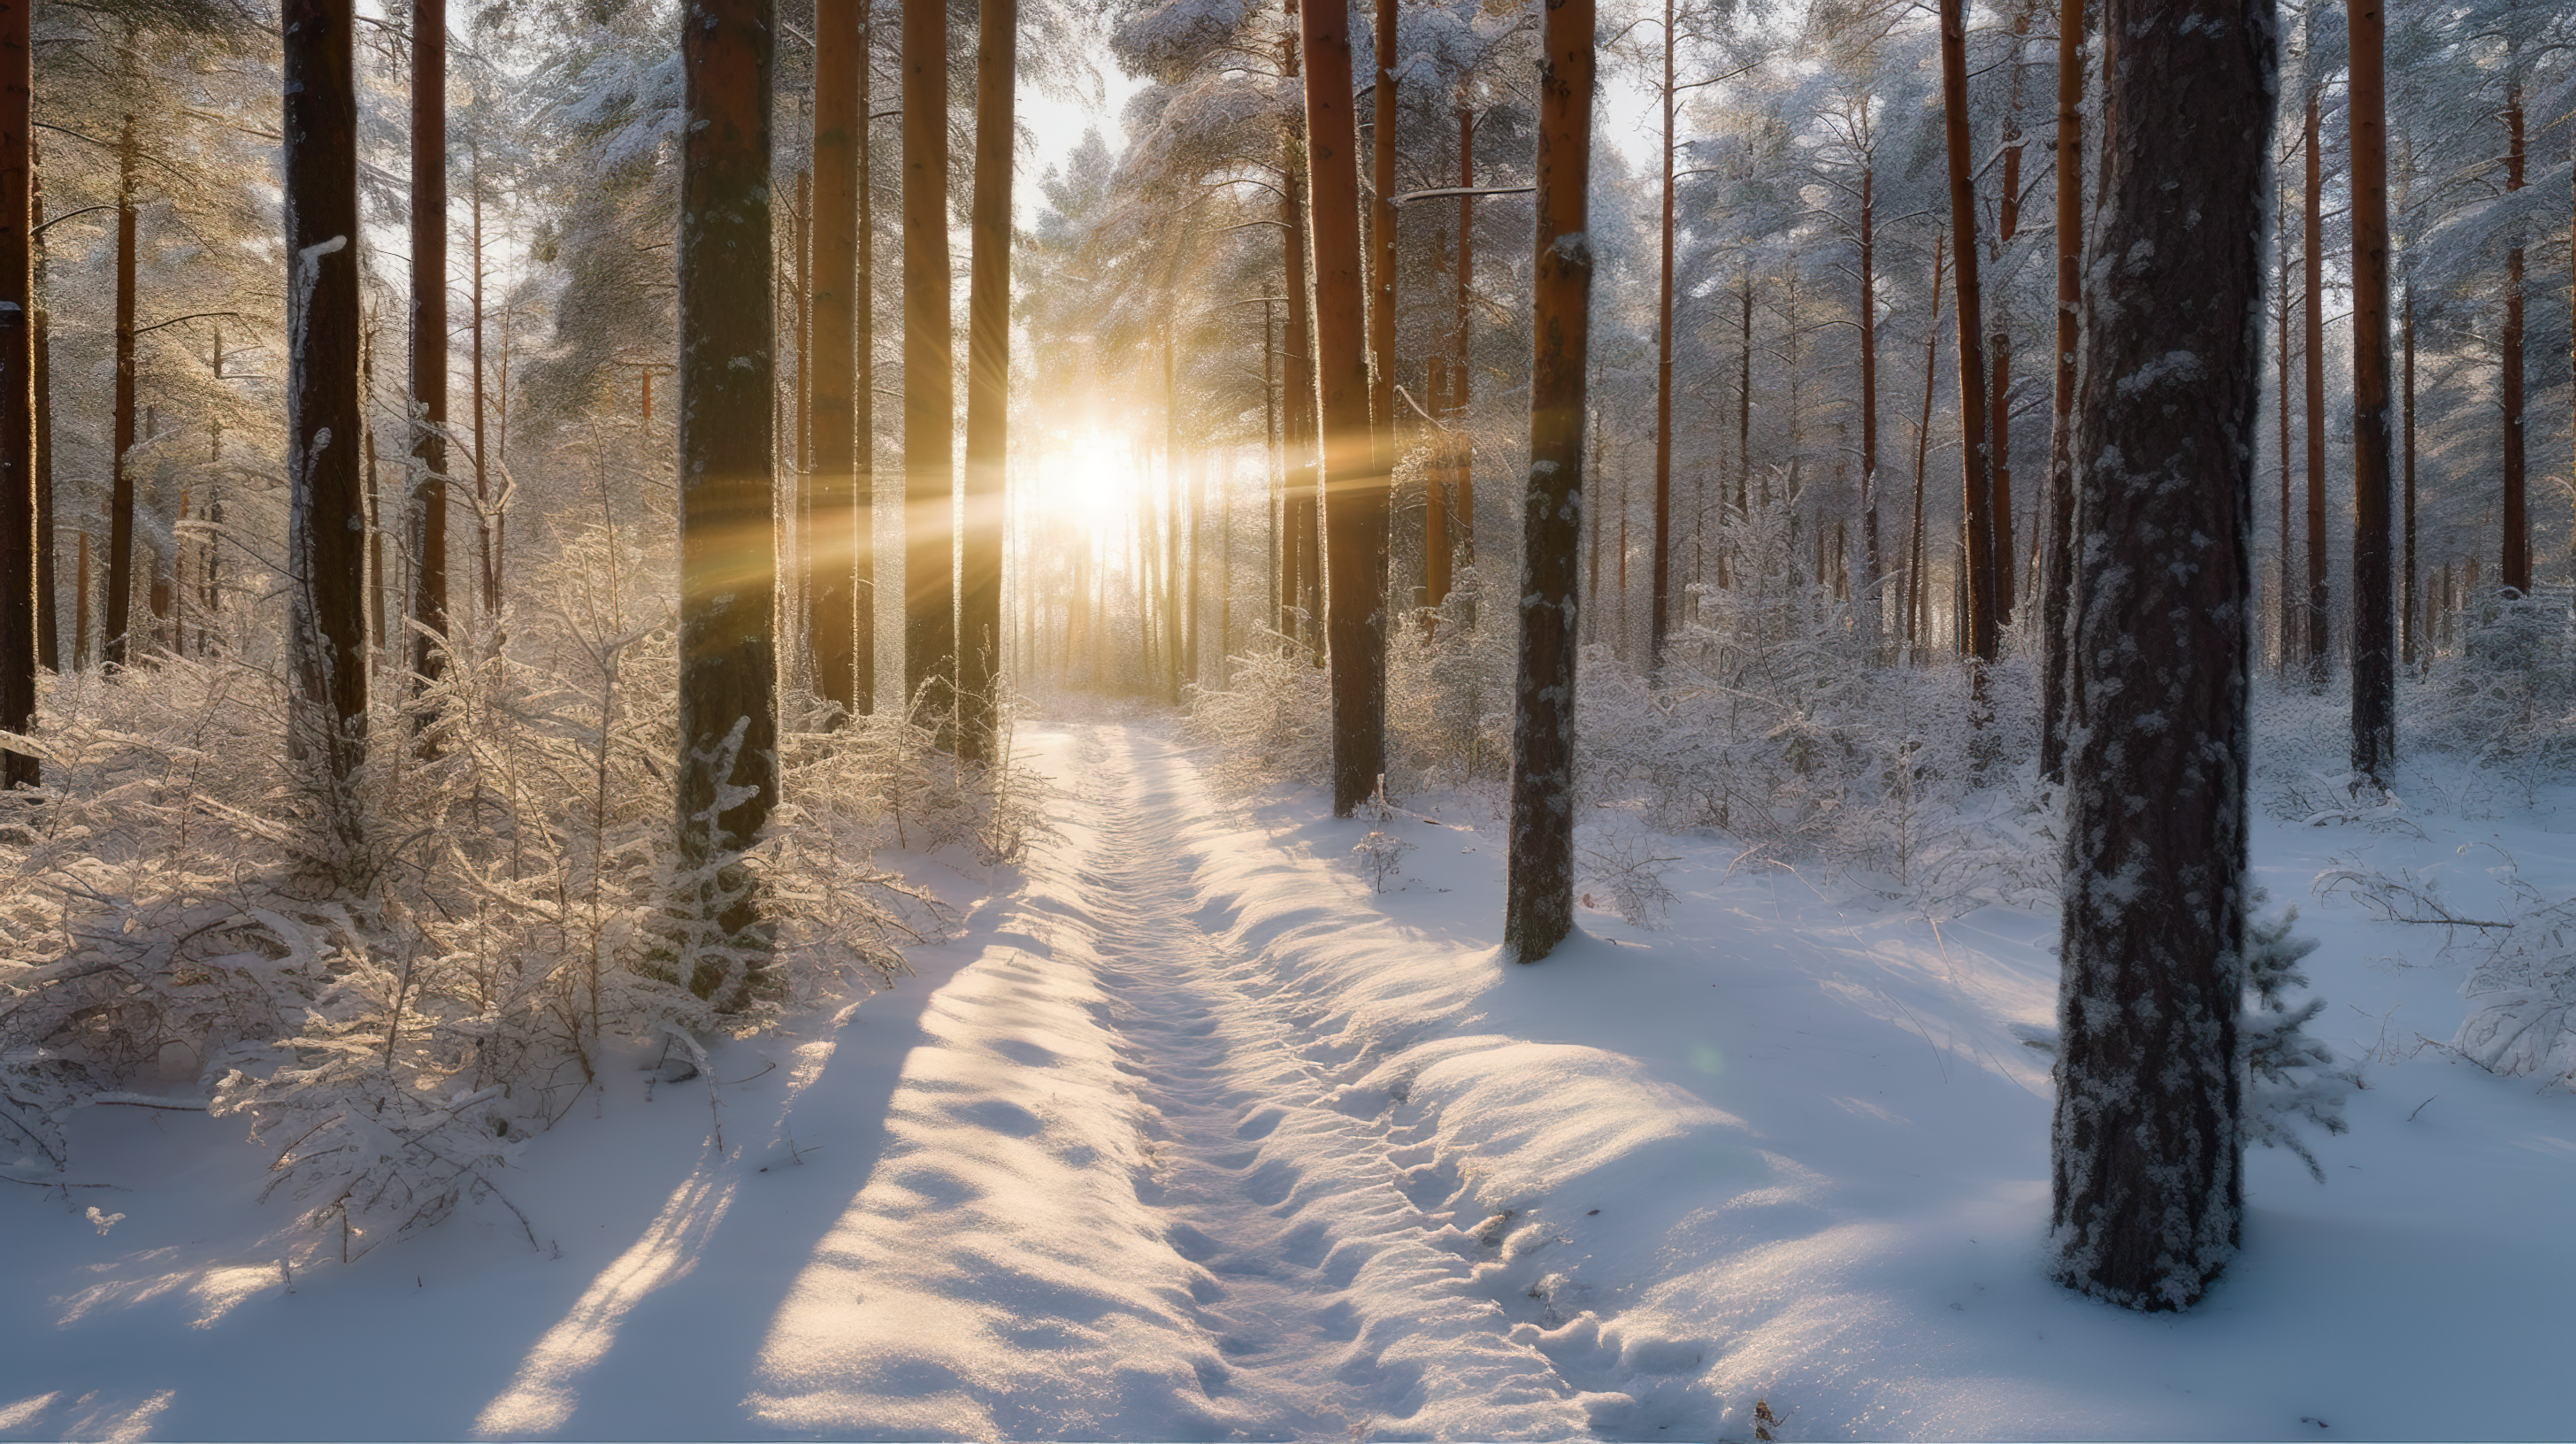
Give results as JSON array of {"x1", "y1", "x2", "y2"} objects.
[{"x1": 1065, "y1": 725, "x2": 1610, "y2": 1440}]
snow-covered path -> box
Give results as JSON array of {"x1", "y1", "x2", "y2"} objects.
[{"x1": 10, "y1": 718, "x2": 2576, "y2": 1441}]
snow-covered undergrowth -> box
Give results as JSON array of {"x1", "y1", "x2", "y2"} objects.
[{"x1": 0, "y1": 517, "x2": 1013, "y2": 1264}]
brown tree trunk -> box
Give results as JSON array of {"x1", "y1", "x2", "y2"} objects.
[
  {"x1": 1908, "y1": 229, "x2": 1945, "y2": 653},
  {"x1": 284, "y1": 0, "x2": 369, "y2": 856},
  {"x1": 675, "y1": 0, "x2": 778, "y2": 1002},
  {"x1": 855, "y1": 24, "x2": 875, "y2": 715},
  {"x1": 1648, "y1": 0, "x2": 1676, "y2": 669},
  {"x1": 471, "y1": 153, "x2": 497, "y2": 617},
  {"x1": 902, "y1": 0, "x2": 955, "y2": 737},
  {"x1": 73, "y1": 530, "x2": 88, "y2": 669},
  {"x1": 1300, "y1": 0, "x2": 1387, "y2": 815},
  {"x1": 2499, "y1": 78, "x2": 2527, "y2": 594},
  {"x1": 1368, "y1": 0, "x2": 1394, "y2": 461},
  {"x1": 2349, "y1": 0, "x2": 2393, "y2": 783},
  {"x1": 106, "y1": 118, "x2": 137, "y2": 670},
  {"x1": 32, "y1": 239, "x2": 53, "y2": 672},
  {"x1": 1451, "y1": 102, "x2": 1474, "y2": 573},
  {"x1": 409, "y1": 0, "x2": 448, "y2": 710},
  {"x1": 1505, "y1": 0, "x2": 1592, "y2": 964},
  {"x1": 1281, "y1": 20, "x2": 1322, "y2": 655},
  {"x1": 811, "y1": 0, "x2": 862, "y2": 719},
  {"x1": 2276, "y1": 202, "x2": 2293, "y2": 670},
  {"x1": 959, "y1": 0, "x2": 1014, "y2": 762},
  {"x1": 2051, "y1": 0, "x2": 2271, "y2": 1310},
  {"x1": 0, "y1": 0, "x2": 29, "y2": 785},
  {"x1": 1989, "y1": 0, "x2": 2029, "y2": 629},
  {"x1": 2038, "y1": 0, "x2": 2083, "y2": 784},
  {"x1": 1938, "y1": 0, "x2": 1997, "y2": 663},
  {"x1": 2401, "y1": 283, "x2": 2416, "y2": 664},
  {"x1": 1859, "y1": 153, "x2": 1882, "y2": 629},
  {"x1": 2303, "y1": 89, "x2": 2327, "y2": 678}
]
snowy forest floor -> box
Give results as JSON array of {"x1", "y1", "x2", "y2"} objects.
[{"x1": 4, "y1": 712, "x2": 2572, "y2": 1441}]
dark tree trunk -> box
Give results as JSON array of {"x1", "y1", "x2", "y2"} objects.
[
  {"x1": 1368, "y1": 0, "x2": 1394, "y2": 461},
  {"x1": 2038, "y1": 0, "x2": 2084, "y2": 784},
  {"x1": 810, "y1": 0, "x2": 861, "y2": 720},
  {"x1": 1908, "y1": 230, "x2": 1945, "y2": 652},
  {"x1": 2051, "y1": 0, "x2": 2272, "y2": 1311},
  {"x1": 855, "y1": 24, "x2": 875, "y2": 715},
  {"x1": 0, "y1": 0, "x2": 29, "y2": 787},
  {"x1": 2499, "y1": 79, "x2": 2527, "y2": 595},
  {"x1": 1299, "y1": 0, "x2": 1388, "y2": 816},
  {"x1": 409, "y1": 0, "x2": 448, "y2": 711},
  {"x1": 2401, "y1": 283, "x2": 2416, "y2": 664},
  {"x1": 2349, "y1": 0, "x2": 2393, "y2": 784},
  {"x1": 1648, "y1": 0, "x2": 1676, "y2": 669},
  {"x1": 1451, "y1": 102, "x2": 1474, "y2": 574},
  {"x1": 675, "y1": 0, "x2": 778, "y2": 1002},
  {"x1": 903, "y1": 0, "x2": 955, "y2": 738},
  {"x1": 959, "y1": 0, "x2": 1014, "y2": 763},
  {"x1": 32, "y1": 250, "x2": 53, "y2": 673},
  {"x1": 283, "y1": 0, "x2": 369, "y2": 856},
  {"x1": 1505, "y1": 0, "x2": 1591, "y2": 964},
  {"x1": 1859, "y1": 156, "x2": 1882, "y2": 630},
  {"x1": 1939, "y1": 0, "x2": 1997, "y2": 663},
  {"x1": 2276, "y1": 205, "x2": 2293, "y2": 670},
  {"x1": 1989, "y1": 0, "x2": 2030, "y2": 629},
  {"x1": 2302, "y1": 90, "x2": 2327, "y2": 679},
  {"x1": 106, "y1": 119, "x2": 136, "y2": 670}
]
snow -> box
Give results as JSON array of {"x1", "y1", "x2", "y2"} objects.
[{"x1": 4, "y1": 718, "x2": 2572, "y2": 1440}]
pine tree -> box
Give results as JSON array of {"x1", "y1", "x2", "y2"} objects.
[
  {"x1": 0, "y1": 0, "x2": 29, "y2": 789},
  {"x1": 674, "y1": 0, "x2": 778, "y2": 1003},
  {"x1": 959, "y1": 0, "x2": 1015, "y2": 764},
  {"x1": 902, "y1": 0, "x2": 955, "y2": 741},
  {"x1": 2349, "y1": 0, "x2": 2395, "y2": 783},
  {"x1": 2051, "y1": 0, "x2": 2274, "y2": 1311},
  {"x1": 408, "y1": 0, "x2": 448, "y2": 717},
  {"x1": 1503, "y1": 0, "x2": 1592, "y2": 964}
]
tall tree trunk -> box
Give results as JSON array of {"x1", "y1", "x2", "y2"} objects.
[
  {"x1": 855, "y1": 24, "x2": 875, "y2": 715},
  {"x1": 1368, "y1": 0, "x2": 1395, "y2": 461},
  {"x1": 2349, "y1": 0, "x2": 2393, "y2": 783},
  {"x1": 811, "y1": 0, "x2": 861, "y2": 720},
  {"x1": 1162, "y1": 321, "x2": 1183, "y2": 702},
  {"x1": 902, "y1": 0, "x2": 955, "y2": 737},
  {"x1": 1938, "y1": 0, "x2": 1997, "y2": 664},
  {"x1": 105, "y1": 118, "x2": 136, "y2": 670},
  {"x1": 283, "y1": 0, "x2": 369, "y2": 858},
  {"x1": 409, "y1": 0, "x2": 448, "y2": 709},
  {"x1": 1989, "y1": 0, "x2": 2029, "y2": 629},
  {"x1": 959, "y1": 0, "x2": 1014, "y2": 762},
  {"x1": 1504, "y1": 0, "x2": 1591, "y2": 964},
  {"x1": 2302, "y1": 89, "x2": 2327, "y2": 679},
  {"x1": 1451, "y1": 101, "x2": 1474, "y2": 574},
  {"x1": 31, "y1": 219, "x2": 52, "y2": 672},
  {"x1": 1908, "y1": 229, "x2": 1945, "y2": 653},
  {"x1": 1280, "y1": 22, "x2": 1322, "y2": 657},
  {"x1": 675, "y1": 0, "x2": 778, "y2": 1002},
  {"x1": 1648, "y1": 0, "x2": 1676, "y2": 669},
  {"x1": 1736, "y1": 274, "x2": 1751, "y2": 519},
  {"x1": 1858, "y1": 150, "x2": 1883, "y2": 633},
  {"x1": 2499, "y1": 78, "x2": 2527, "y2": 594},
  {"x1": 2051, "y1": 0, "x2": 2271, "y2": 1310},
  {"x1": 0, "y1": 0, "x2": 29, "y2": 786},
  {"x1": 2276, "y1": 200, "x2": 2293, "y2": 671},
  {"x1": 2401, "y1": 282, "x2": 2415, "y2": 664},
  {"x1": 362, "y1": 317, "x2": 383, "y2": 654},
  {"x1": 470, "y1": 154, "x2": 499, "y2": 618},
  {"x1": 1300, "y1": 0, "x2": 1387, "y2": 816},
  {"x1": 2038, "y1": 0, "x2": 2083, "y2": 784}
]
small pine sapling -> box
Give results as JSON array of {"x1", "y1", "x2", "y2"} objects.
[
  {"x1": 2241, "y1": 902, "x2": 2358, "y2": 1181},
  {"x1": 1352, "y1": 776, "x2": 1412, "y2": 892}
]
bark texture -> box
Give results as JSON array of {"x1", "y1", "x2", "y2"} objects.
[
  {"x1": 2348, "y1": 0, "x2": 2393, "y2": 781},
  {"x1": 1504, "y1": 0, "x2": 1592, "y2": 964},
  {"x1": 959, "y1": 0, "x2": 1015, "y2": 763},
  {"x1": 1937, "y1": 0, "x2": 1997, "y2": 663},
  {"x1": 675, "y1": 0, "x2": 778, "y2": 1002},
  {"x1": 1298, "y1": 0, "x2": 1387, "y2": 817},
  {"x1": 902, "y1": 0, "x2": 955, "y2": 736},
  {"x1": 810, "y1": 0, "x2": 861, "y2": 719},
  {"x1": 409, "y1": 0, "x2": 448, "y2": 709},
  {"x1": 2051, "y1": 0, "x2": 2273, "y2": 1312},
  {"x1": 284, "y1": 0, "x2": 369, "y2": 856},
  {"x1": 2038, "y1": 0, "x2": 2084, "y2": 785},
  {"x1": 0, "y1": 0, "x2": 29, "y2": 787}
]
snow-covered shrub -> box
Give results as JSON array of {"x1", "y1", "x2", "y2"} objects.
[
  {"x1": 2409, "y1": 587, "x2": 2575, "y2": 799},
  {"x1": 1186, "y1": 626, "x2": 1331, "y2": 787},
  {"x1": 0, "y1": 508, "x2": 942, "y2": 1257},
  {"x1": 1577, "y1": 824, "x2": 1677, "y2": 927},
  {"x1": 2239, "y1": 903, "x2": 2357, "y2": 1182},
  {"x1": 1384, "y1": 566, "x2": 1513, "y2": 790},
  {"x1": 1350, "y1": 776, "x2": 1412, "y2": 892}
]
